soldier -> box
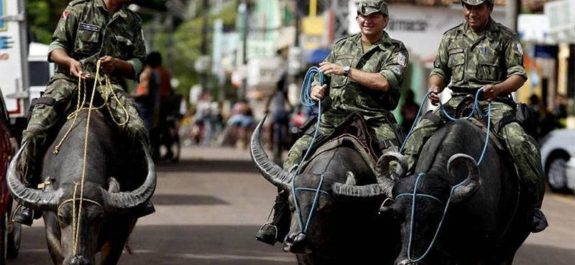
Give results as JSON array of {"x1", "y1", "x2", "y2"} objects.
[
  {"x1": 256, "y1": 0, "x2": 409, "y2": 245},
  {"x1": 14, "y1": 0, "x2": 152, "y2": 225},
  {"x1": 401, "y1": 0, "x2": 547, "y2": 232}
]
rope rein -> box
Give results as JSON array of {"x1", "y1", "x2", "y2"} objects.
[
  {"x1": 399, "y1": 88, "x2": 494, "y2": 262},
  {"x1": 400, "y1": 89, "x2": 492, "y2": 165},
  {"x1": 51, "y1": 60, "x2": 129, "y2": 255},
  {"x1": 290, "y1": 67, "x2": 325, "y2": 234}
]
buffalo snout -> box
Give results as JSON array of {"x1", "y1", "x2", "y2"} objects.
[
  {"x1": 68, "y1": 255, "x2": 93, "y2": 265},
  {"x1": 396, "y1": 259, "x2": 422, "y2": 265},
  {"x1": 283, "y1": 232, "x2": 311, "y2": 254}
]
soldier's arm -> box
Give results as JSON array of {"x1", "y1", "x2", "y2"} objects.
[
  {"x1": 482, "y1": 38, "x2": 527, "y2": 99},
  {"x1": 50, "y1": 48, "x2": 86, "y2": 79},
  {"x1": 429, "y1": 35, "x2": 451, "y2": 91},
  {"x1": 48, "y1": 5, "x2": 79, "y2": 62},
  {"x1": 342, "y1": 44, "x2": 409, "y2": 92}
]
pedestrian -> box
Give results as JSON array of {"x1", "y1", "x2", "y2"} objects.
[
  {"x1": 14, "y1": 0, "x2": 153, "y2": 225},
  {"x1": 400, "y1": 0, "x2": 547, "y2": 232},
  {"x1": 256, "y1": 0, "x2": 408, "y2": 245}
]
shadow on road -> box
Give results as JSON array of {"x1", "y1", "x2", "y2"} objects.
[
  {"x1": 157, "y1": 159, "x2": 258, "y2": 174},
  {"x1": 152, "y1": 194, "x2": 229, "y2": 206},
  {"x1": 12, "y1": 225, "x2": 575, "y2": 265},
  {"x1": 12, "y1": 225, "x2": 294, "y2": 265}
]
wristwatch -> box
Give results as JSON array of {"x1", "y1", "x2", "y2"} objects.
[{"x1": 343, "y1": 65, "x2": 351, "y2": 77}]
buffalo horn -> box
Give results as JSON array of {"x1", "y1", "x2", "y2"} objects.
[
  {"x1": 448, "y1": 153, "x2": 480, "y2": 203},
  {"x1": 102, "y1": 143, "x2": 156, "y2": 211},
  {"x1": 7, "y1": 142, "x2": 62, "y2": 211},
  {"x1": 332, "y1": 177, "x2": 394, "y2": 198},
  {"x1": 377, "y1": 151, "x2": 407, "y2": 180},
  {"x1": 250, "y1": 115, "x2": 291, "y2": 190}
]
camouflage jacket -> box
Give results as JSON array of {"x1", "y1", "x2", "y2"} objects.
[
  {"x1": 49, "y1": 0, "x2": 146, "y2": 84},
  {"x1": 431, "y1": 18, "x2": 527, "y2": 92},
  {"x1": 317, "y1": 32, "x2": 408, "y2": 117}
]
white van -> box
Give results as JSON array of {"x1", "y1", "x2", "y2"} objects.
[{"x1": 28, "y1": 42, "x2": 53, "y2": 101}]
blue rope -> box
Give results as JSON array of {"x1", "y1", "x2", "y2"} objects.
[
  {"x1": 399, "y1": 91, "x2": 432, "y2": 153},
  {"x1": 400, "y1": 89, "x2": 492, "y2": 165},
  {"x1": 291, "y1": 67, "x2": 326, "y2": 233},
  {"x1": 290, "y1": 174, "x2": 326, "y2": 233},
  {"x1": 402, "y1": 173, "x2": 468, "y2": 263}
]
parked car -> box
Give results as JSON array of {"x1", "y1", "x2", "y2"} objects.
[
  {"x1": 0, "y1": 89, "x2": 21, "y2": 263},
  {"x1": 540, "y1": 128, "x2": 575, "y2": 193}
]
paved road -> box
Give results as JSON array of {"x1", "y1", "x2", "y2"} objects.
[{"x1": 8, "y1": 146, "x2": 575, "y2": 264}]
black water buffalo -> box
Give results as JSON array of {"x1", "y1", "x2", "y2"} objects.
[
  {"x1": 375, "y1": 119, "x2": 532, "y2": 265},
  {"x1": 251, "y1": 115, "x2": 399, "y2": 265},
  {"x1": 7, "y1": 110, "x2": 156, "y2": 265}
]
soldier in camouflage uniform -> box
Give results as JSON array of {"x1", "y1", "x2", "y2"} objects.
[
  {"x1": 401, "y1": 0, "x2": 547, "y2": 232},
  {"x1": 257, "y1": 0, "x2": 409, "y2": 245},
  {"x1": 14, "y1": 0, "x2": 151, "y2": 225}
]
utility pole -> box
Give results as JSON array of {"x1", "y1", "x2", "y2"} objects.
[
  {"x1": 239, "y1": 0, "x2": 249, "y2": 101},
  {"x1": 200, "y1": 0, "x2": 210, "y2": 95},
  {"x1": 506, "y1": 0, "x2": 520, "y2": 32}
]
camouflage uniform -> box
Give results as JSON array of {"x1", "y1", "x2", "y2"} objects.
[
  {"x1": 256, "y1": 0, "x2": 409, "y2": 246},
  {"x1": 402, "y1": 19, "x2": 545, "y2": 206},
  {"x1": 283, "y1": 31, "x2": 409, "y2": 170},
  {"x1": 21, "y1": 0, "x2": 147, "y2": 185}
]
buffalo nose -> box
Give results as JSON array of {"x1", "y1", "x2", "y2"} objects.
[
  {"x1": 283, "y1": 232, "x2": 310, "y2": 254},
  {"x1": 396, "y1": 259, "x2": 415, "y2": 265},
  {"x1": 69, "y1": 255, "x2": 93, "y2": 265}
]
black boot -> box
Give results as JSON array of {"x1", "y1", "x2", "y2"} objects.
[
  {"x1": 256, "y1": 190, "x2": 290, "y2": 245},
  {"x1": 531, "y1": 208, "x2": 548, "y2": 233},
  {"x1": 526, "y1": 184, "x2": 548, "y2": 233},
  {"x1": 13, "y1": 206, "x2": 34, "y2": 226}
]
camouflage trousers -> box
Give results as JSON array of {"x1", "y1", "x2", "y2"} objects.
[
  {"x1": 402, "y1": 97, "x2": 545, "y2": 204},
  {"x1": 283, "y1": 111, "x2": 401, "y2": 170},
  {"x1": 20, "y1": 78, "x2": 148, "y2": 185}
]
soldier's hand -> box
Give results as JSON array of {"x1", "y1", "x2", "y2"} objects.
[
  {"x1": 428, "y1": 86, "x2": 441, "y2": 106},
  {"x1": 311, "y1": 84, "x2": 328, "y2": 101},
  {"x1": 99, "y1": 56, "x2": 117, "y2": 74},
  {"x1": 481, "y1": 84, "x2": 498, "y2": 101},
  {"x1": 69, "y1": 59, "x2": 90, "y2": 79},
  {"x1": 318, "y1": 62, "x2": 343, "y2": 76}
]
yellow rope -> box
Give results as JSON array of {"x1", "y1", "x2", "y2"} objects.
[
  {"x1": 72, "y1": 182, "x2": 79, "y2": 255},
  {"x1": 52, "y1": 60, "x2": 133, "y2": 255}
]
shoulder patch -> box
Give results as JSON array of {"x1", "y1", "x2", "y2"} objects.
[
  {"x1": 443, "y1": 23, "x2": 463, "y2": 36},
  {"x1": 515, "y1": 43, "x2": 523, "y2": 56}
]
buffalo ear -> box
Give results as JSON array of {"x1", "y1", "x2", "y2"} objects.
[
  {"x1": 448, "y1": 154, "x2": 480, "y2": 203},
  {"x1": 378, "y1": 198, "x2": 396, "y2": 219}
]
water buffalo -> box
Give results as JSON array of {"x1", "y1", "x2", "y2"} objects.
[
  {"x1": 7, "y1": 110, "x2": 156, "y2": 265},
  {"x1": 251, "y1": 115, "x2": 399, "y2": 265},
  {"x1": 376, "y1": 119, "x2": 532, "y2": 265}
]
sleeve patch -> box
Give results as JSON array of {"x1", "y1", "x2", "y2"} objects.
[
  {"x1": 61, "y1": 11, "x2": 70, "y2": 21},
  {"x1": 397, "y1": 53, "x2": 407, "y2": 68},
  {"x1": 515, "y1": 43, "x2": 523, "y2": 56}
]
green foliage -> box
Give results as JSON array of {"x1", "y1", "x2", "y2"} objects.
[
  {"x1": 148, "y1": 1, "x2": 238, "y2": 99},
  {"x1": 26, "y1": 0, "x2": 67, "y2": 43}
]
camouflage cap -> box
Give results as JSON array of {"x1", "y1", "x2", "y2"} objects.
[
  {"x1": 356, "y1": 0, "x2": 388, "y2": 16},
  {"x1": 461, "y1": 0, "x2": 494, "y2": 5}
]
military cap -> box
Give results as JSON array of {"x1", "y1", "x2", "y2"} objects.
[
  {"x1": 461, "y1": 0, "x2": 494, "y2": 5},
  {"x1": 356, "y1": 0, "x2": 388, "y2": 16}
]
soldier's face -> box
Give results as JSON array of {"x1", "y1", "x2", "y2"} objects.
[
  {"x1": 356, "y1": 13, "x2": 389, "y2": 37},
  {"x1": 463, "y1": 3, "x2": 493, "y2": 32}
]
